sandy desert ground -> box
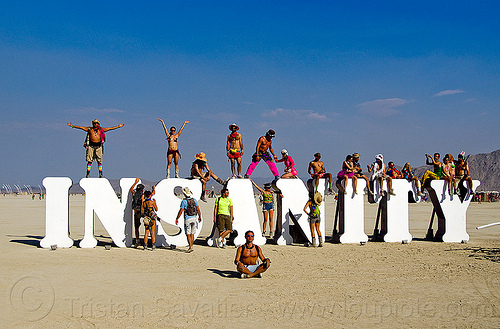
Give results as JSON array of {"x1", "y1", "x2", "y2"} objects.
[{"x1": 1, "y1": 194, "x2": 499, "y2": 328}]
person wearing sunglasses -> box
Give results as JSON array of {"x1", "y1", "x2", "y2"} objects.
[{"x1": 234, "y1": 230, "x2": 271, "y2": 278}]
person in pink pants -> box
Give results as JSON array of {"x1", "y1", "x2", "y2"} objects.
[{"x1": 244, "y1": 130, "x2": 279, "y2": 180}]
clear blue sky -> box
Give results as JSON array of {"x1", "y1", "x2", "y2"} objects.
[{"x1": 1, "y1": 1, "x2": 499, "y2": 186}]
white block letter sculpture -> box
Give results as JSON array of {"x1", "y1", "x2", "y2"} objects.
[
  {"x1": 334, "y1": 179, "x2": 368, "y2": 243},
  {"x1": 40, "y1": 177, "x2": 74, "y2": 248},
  {"x1": 207, "y1": 179, "x2": 265, "y2": 246},
  {"x1": 79, "y1": 178, "x2": 136, "y2": 248},
  {"x1": 426, "y1": 180, "x2": 479, "y2": 242},
  {"x1": 275, "y1": 178, "x2": 325, "y2": 245}
]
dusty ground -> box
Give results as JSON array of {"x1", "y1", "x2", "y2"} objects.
[{"x1": 1, "y1": 194, "x2": 499, "y2": 328}]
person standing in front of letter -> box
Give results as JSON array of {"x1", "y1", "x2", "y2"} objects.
[
  {"x1": 304, "y1": 192, "x2": 323, "y2": 247},
  {"x1": 67, "y1": 119, "x2": 124, "y2": 178},
  {"x1": 175, "y1": 187, "x2": 202, "y2": 253},
  {"x1": 213, "y1": 188, "x2": 233, "y2": 248}
]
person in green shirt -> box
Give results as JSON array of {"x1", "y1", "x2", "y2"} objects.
[{"x1": 213, "y1": 188, "x2": 233, "y2": 248}]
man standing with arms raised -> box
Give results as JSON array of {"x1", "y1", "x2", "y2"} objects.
[{"x1": 67, "y1": 119, "x2": 124, "y2": 178}]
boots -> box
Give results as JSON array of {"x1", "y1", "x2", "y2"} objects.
[
  {"x1": 166, "y1": 168, "x2": 170, "y2": 179},
  {"x1": 175, "y1": 168, "x2": 179, "y2": 178},
  {"x1": 318, "y1": 236, "x2": 323, "y2": 247},
  {"x1": 312, "y1": 237, "x2": 317, "y2": 247}
]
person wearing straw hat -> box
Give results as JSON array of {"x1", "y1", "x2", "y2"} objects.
[
  {"x1": 190, "y1": 152, "x2": 227, "y2": 202},
  {"x1": 226, "y1": 123, "x2": 244, "y2": 178},
  {"x1": 303, "y1": 191, "x2": 324, "y2": 247},
  {"x1": 175, "y1": 187, "x2": 202, "y2": 253},
  {"x1": 67, "y1": 119, "x2": 124, "y2": 178}
]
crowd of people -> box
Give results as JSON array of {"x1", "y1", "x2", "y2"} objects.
[{"x1": 67, "y1": 119, "x2": 475, "y2": 277}]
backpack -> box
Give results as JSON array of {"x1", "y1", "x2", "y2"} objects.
[
  {"x1": 185, "y1": 198, "x2": 198, "y2": 216},
  {"x1": 132, "y1": 190, "x2": 143, "y2": 211}
]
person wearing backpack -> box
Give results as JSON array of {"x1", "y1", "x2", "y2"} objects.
[
  {"x1": 129, "y1": 178, "x2": 145, "y2": 248},
  {"x1": 175, "y1": 187, "x2": 202, "y2": 253}
]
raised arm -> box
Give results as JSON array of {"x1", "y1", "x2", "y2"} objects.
[
  {"x1": 130, "y1": 178, "x2": 140, "y2": 194},
  {"x1": 177, "y1": 121, "x2": 189, "y2": 136},
  {"x1": 102, "y1": 124, "x2": 124, "y2": 132},
  {"x1": 250, "y1": 180, "x2": 264, "y2": 193},
  {"x1": 158, "y1": 118, "x2": 170, "y2": 137},
  {"x1": 67, "y1": 122, "x2": 89, "y2": 132}
]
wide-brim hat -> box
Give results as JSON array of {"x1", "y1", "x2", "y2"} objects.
[
  {"x1": 376, "y1": 154, "x2": 384, "y2": 161},
  {"x1": 263, "y1": 183, "x2": 272, "y2": 189},
  {"x1": 229, "y1": 123, "x2": 239, "y2": 130},
  {"x1": 353, "y1": 153, "x2": 360, "y2": 158},
  {"x1": 266, "y1": 129, "x2": 275, "y2": 138},
  {"x1": 314, "y1": 191, "x2": 323, "y2": 205},
  {"x1": 92, "y1": 119, "x2": 100, "y2": 125},
  {"x1": 195, "y1": 152, "x2": 207, "y2": 162},
  {"x1": 182, "y1": 187, "x2": 193, "y2": 197}
]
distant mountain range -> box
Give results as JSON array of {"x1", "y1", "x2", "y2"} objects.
[{"x1": 59, "y1": 149, "x2": 498, "y2": 194}]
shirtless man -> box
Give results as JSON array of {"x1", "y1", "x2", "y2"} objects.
[
  {"x1": 455, "y1": 153, "x2": 473, "y2": 195},
  {"x1": 226, "y1": 123, "x2": 244, "y2": 178},
  {"x1": 234, "y1": 230, "x2": 271, "y2": 278},
  {"x1": 308, "y1": 153, "x2": 333, "y2": 192},
  {"x1": 244, "y1": 130, "x2": 279, "y2": 180},
  {"x1": 67, "y1": 119, "x2": 124, "y2": 178},
  {"x1": 158, "y1": 118, "x2": 189, "y2": 178}
]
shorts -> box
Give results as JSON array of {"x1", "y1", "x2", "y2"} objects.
[
  {"x1": 309, "y1": 215, "x2": 321, "y2": 224},
  {"x1": 244, "y1": 264, "x2": 259, "y2": 273},
  {"x1": 184, "y1": 217, "x2": 198, "y2": 234},
  {"x1": 228, "y1": 149, "x2": 241, "y2": 159},
  {"x1": 312, "y1": 172, "x2": 326, "y2": 178},
  {"x1": 86, "y1": 144, "x2": 103, "y2": 163},
  {"x1": 134, "y1": 211, "x2": 142, "y2": 229},
  {"x1": 216, "y1": 214, "x2": 232, "y2": 233},
  {"x1": 262, "y1": 202, "x2": 274, "y2": 212}
]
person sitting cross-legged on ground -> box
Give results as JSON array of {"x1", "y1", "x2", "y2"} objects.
[{"x1": 235, "y1": 230, "x2": 271, "y2": 279}]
